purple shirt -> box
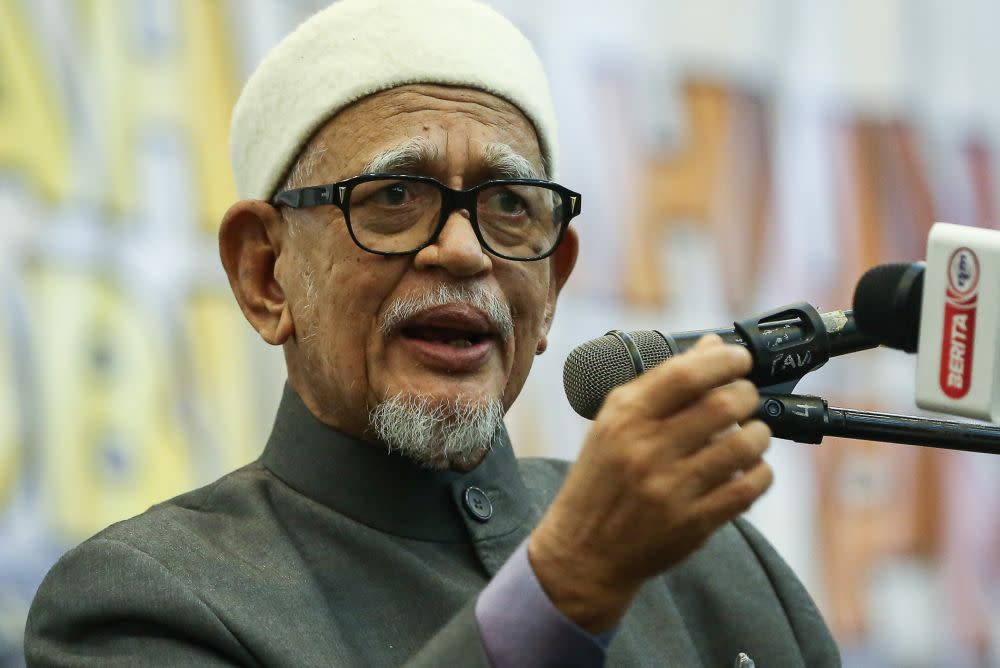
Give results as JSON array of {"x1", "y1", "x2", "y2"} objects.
[{"x1": 475, "y1": 540, "x2": 616, "y2": 666}]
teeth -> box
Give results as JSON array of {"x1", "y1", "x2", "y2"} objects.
[{"x1": 446, "y1": 339, "x2": 473, "y2": 348}]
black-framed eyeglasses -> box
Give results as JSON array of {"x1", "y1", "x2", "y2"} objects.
[{"x1": 272, "y1": 174, "x2": 582, "y2": 261}]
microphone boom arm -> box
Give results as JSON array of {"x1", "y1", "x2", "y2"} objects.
[{"x1": 757, "y1": 394, "x2": 1000, "y2": 455}]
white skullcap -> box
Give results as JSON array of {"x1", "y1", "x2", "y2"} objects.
[{"x1": 229, "y1": 0, "x2": 557, "y2": 201}]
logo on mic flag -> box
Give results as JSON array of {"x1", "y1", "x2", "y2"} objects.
[{"x1": 939, "y1": 247, "x2": 979, "y2": 398}]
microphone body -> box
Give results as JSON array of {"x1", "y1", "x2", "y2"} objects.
[
  {"x1": 658, "y1": 310, "x2": 875, "y2": 359},
  {"x1": 563, "y1": 304, "x2": 878, "y2": 420}
]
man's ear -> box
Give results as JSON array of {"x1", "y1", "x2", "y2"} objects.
[
  {"x1": 550, "y1": 226, "x2": 579, "y2": 299},
  {"x1": 537, "y1": 227, "x2": 579, "y2": 354},
  {"x1": 218, "y1": 200, "x2": 295, "y2": 345}
]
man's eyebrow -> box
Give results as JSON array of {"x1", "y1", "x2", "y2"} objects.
[
  {"x1": 361, "y1": 138, "x2": 543, "y2": 180},
  {"x1": 362, "y1": 137, "x2": 440, "y2": 174},
  {"x1": 481, "y1": 142, "x2": 542, "y2": 180}
]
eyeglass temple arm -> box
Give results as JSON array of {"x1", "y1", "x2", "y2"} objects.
[{"x1": 273, "y1": 185, "x2": 347, "y2": 209}]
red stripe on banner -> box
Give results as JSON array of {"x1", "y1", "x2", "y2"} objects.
[{"x1": 939, "y1": 290, "x2": 977, "y2": 399}]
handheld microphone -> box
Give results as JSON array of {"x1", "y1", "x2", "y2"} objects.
[
  {"x1": 853, "y1": 223, "x2": 1000, "y2": 422},
  {"x1": 563, "y1": 303, "x2": 879, "y2": 419}
]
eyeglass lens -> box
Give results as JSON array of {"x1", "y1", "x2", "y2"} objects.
[{"x1": 348, "y1": 179, "x2": 563, "y2": 258}]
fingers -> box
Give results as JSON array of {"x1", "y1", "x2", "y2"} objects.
[
  {"x1": 660, "y1": 379, "x2": 761, "y2": 457},
  {"x1": 681, "y1": 420, "x2": 772, "y2": 495},
  {"x1": 691, "y1": 332, "x2": 723, "y2": 350},
  {"x1": 687, "y1": 458, "x2": 774, "y2": 534},
  {"x1": 618, "y1": 334, "x2": 752, "y2": 419}
]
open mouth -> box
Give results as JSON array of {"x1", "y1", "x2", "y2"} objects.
[
  {"x1": 400, "y1": 325, "x2": 492, "y2": 348},
  {"x1": 393, "y1": 304, "x2": 500, "y2": 371}
]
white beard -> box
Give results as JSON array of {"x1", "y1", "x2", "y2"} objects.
[{"x1": 369, "y1": 394, "x2": 505, "y2": 470}]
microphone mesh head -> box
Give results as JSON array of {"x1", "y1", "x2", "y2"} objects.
[
  {"x1": 852, "y1": 262, "x2": 924, "y2": 353},
  {"x1": 630, "y1": 329, "x2": 674, "y2": 369},
  {"x1": 562, "y1": 330, "x2": 673, "y2": 419}
]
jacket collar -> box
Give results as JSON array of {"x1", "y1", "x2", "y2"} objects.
[{"x1": 260, "y1": 384, "x2": 532, "y2": 543}]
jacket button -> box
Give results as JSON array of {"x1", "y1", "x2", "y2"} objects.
[{"x1": 463, "y1": 486, "x2": 493, "y2": 522}]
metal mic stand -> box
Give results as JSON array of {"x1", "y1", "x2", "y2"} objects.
[{"x1": 756, "y1": 394, "x2": 1000, "y2": 455}]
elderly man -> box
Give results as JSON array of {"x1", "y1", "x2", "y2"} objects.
[{"x1": 25, "y1": 1, "x2": 838, "y2": 666}]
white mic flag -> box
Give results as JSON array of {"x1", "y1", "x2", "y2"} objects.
[{"x1": 916, "y1": 222, "x2": 1000, "y2": 421}]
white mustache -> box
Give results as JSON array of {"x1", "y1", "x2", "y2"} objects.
[{"x1": 379, "y1": 284, "x2": 514, "y2": 341}]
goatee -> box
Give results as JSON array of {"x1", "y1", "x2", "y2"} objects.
[{"x1": 369, "y1": 394, "x2": 505, "y2": 470}]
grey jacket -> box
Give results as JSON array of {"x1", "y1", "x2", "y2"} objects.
[{"x1": 25, "y1": 385, "x2": 839, "y2": 666}]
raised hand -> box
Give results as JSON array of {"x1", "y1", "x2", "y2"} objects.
[{"x1": 529, "y1": 335, "x2": 774, "y2": 632}]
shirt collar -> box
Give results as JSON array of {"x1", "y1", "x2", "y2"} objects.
[{"x1": 260, "y1": 383, "x2": 532, "y2": 543}]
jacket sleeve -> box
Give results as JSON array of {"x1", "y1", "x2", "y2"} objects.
[
  {"x1": 25, "y1": 538, "x2": 258, "y2": 667},
  {"x1": 407, "y1": 543, "x2": 608, "y2": 667},
  {"x1": 401, "y1": 599, "x2": 492, "y2": 668},
  {"x1": 732, "y1": 518, "x2": 841, "y2": 667},
  {"x1": 26, "y1": 537, "x2": 518, "y2": 668}
]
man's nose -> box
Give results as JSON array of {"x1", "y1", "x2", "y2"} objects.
[{"x1": 412, "y1": 210, "x2": 492, "y2": 276}]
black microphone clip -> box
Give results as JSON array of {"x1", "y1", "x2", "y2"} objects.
[{"x1": 734, "y1": 302, "x2": 830, "y2": 387}]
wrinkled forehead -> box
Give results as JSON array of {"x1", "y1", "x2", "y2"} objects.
[
  {"x1": 285, "y1": 85, "x2": 547, "y2": 185},
  {"x1": 362, "y1": 137, "x2": 543, "y2": 180}
]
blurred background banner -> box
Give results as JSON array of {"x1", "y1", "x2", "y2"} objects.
[{"x1": 2, "y1": 1, "x2": 1000, "y2": 666}]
